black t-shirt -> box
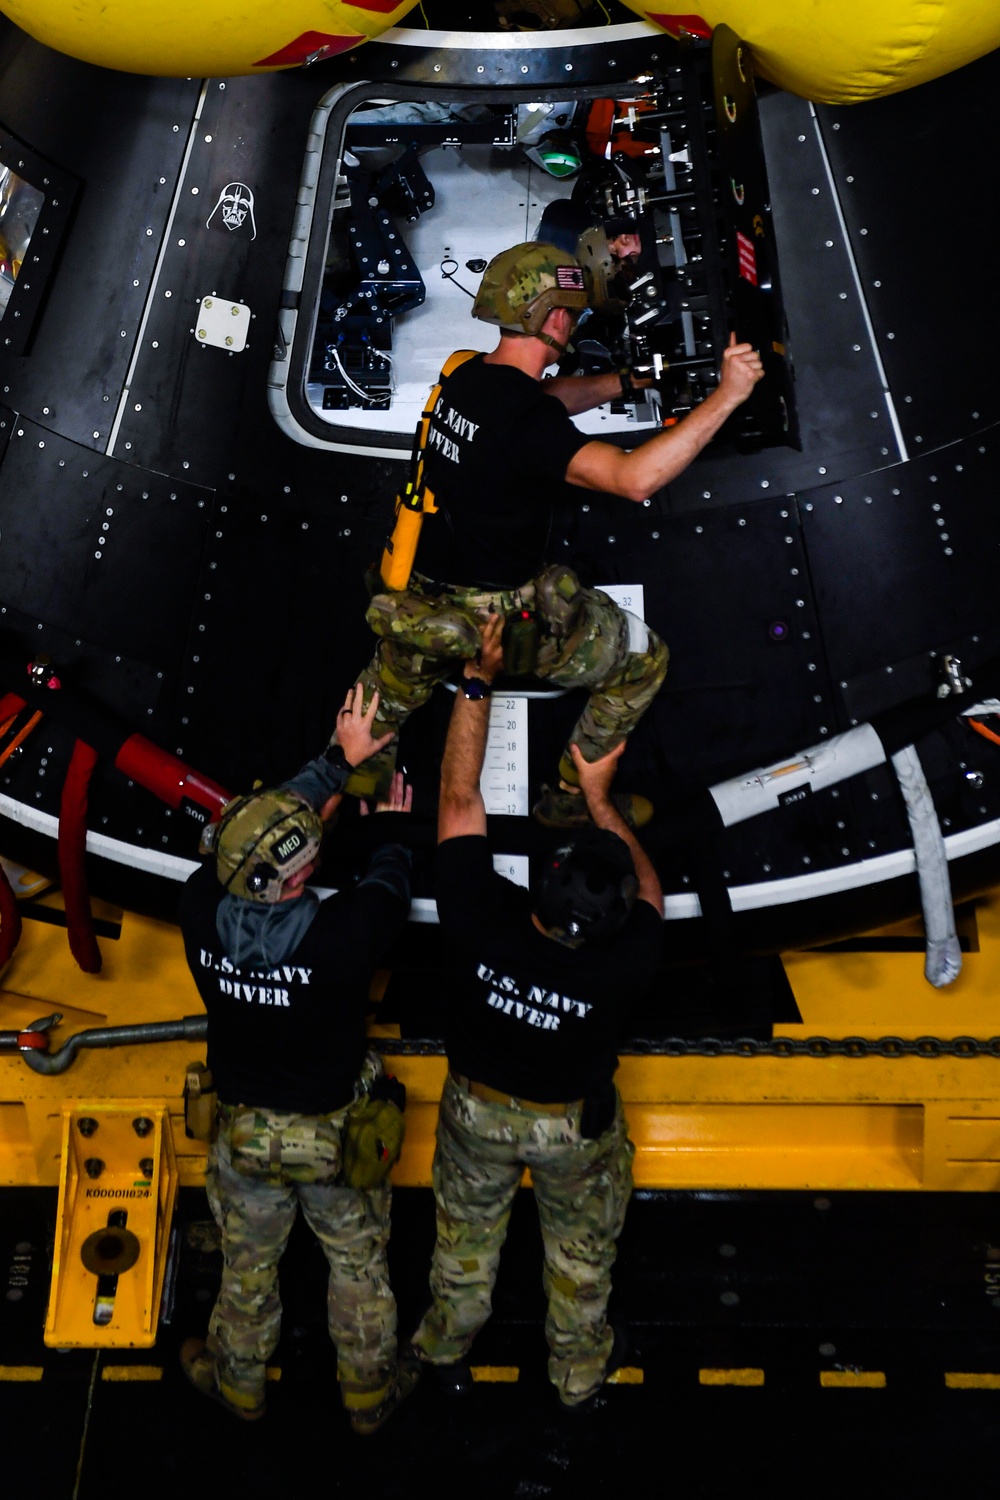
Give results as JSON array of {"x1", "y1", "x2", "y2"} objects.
[
  {"x1": 179, "y1": 863, "x2": 406, "y2": 1114},
  {"x1": 416, "y1": 355, "x2": 591, "y2": 588},
  {"x1": 435, "y1": 837, "x2": 663, "y2": 1102}
]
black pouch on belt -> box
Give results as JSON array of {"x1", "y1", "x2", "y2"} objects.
[
  {"x1": 502, "y1": 606, "x2": 541, "y2": 675},
  {"x1": 580, "y1": 1080, "x2": 617, "y2": 1140}
]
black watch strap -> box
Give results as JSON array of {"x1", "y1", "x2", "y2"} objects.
[
  {"x1": 460, "y1": 676, "x2": 492, "y2": 700},
  {"x1": 323, "y1": 742, "x2": 351, "y2": 772}
]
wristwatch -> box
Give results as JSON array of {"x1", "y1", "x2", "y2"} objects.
[
  {"x1": 323, "y1": 742, "x2": 351, "y2": 771},
  {"x1": 460, "y1": 675, "x2": 492, "y2": 701}
]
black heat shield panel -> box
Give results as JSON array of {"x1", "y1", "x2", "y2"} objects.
[
  {"x1": 817, "y1": 47, "x2": 1000, "y2": 456},
  {"x1": 157, "y1": 461, "x2": 396, "y2": 795},
  {"x1": 550, "y1": 487, "x2": 831, "y2": 788},
  {"x1": 111, "y1": 72, "x2": 321, "y2": 490},
  {"x1": 0, "y1": 413, "x2": 212, "y2": 679},
  {"x1": 800, "y1": 425, "x2": 1000, "y2": 721},
  {"x1": 0, "y1": 36, "x2": 199, "y2": 445}
]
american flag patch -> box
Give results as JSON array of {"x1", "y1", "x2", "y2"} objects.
[{"x1": 555, "y1": 266, "x2": 585, "y2": 291}]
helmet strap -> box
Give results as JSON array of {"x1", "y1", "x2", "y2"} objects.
[
  {"x1": 536, "y1": 329, "x2": 571, "y2": 356},
  {"x1": 497, "y1": 322, "x2": 572, "y2": 357}
]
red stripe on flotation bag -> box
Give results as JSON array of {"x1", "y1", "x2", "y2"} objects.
[
  {"x1": 253, "y1": 31, "x2": 363, "y2": 66},
  {"x1": 646, "y1": 13, "x2": 713, "y2": 39}
]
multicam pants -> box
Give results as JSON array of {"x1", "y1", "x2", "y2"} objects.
[
  {"x1": 410, "y1": 1073, "x2": 635, "y2": 1406},
  {"x1": 204, "y1": 1096, "x2": 397, "y2": 1418},
  {"x1": 341, "y1": 565, "x2": 668, "y2": 797}
]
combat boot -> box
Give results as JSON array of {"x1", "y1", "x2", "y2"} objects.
[
  {"x1": 179, "y1": 1337, "x2": 265, "y2": 1421},
  {"x1": 418, "y1": 1352, "x2": 474, "y2": 1397},
  {"x1": 557, "y1": 1320, "x2": 630, "y2": 1417},
  {"x1": 533, "y1": 785, "x2": 653, "y2": 831},
  {"x1": 348, "y1": 1350, "x2": 421, "y2": 1436}
]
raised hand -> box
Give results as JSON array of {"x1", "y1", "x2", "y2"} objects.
[
  {"x1": 359, "y1": 771, "x2": 413, "y2": 816},
  {"x1": 464, "y1": 612, "x2": 504, "y2": 685},
  {"x1": 334, "y1": 684, "x2": 395, "y2": 767},
  {"x1": 568, "y1": 740, "x2": 626, "y2": 808},
  {"x1": 718, "y1": 330, "x2": 764, "y2": 405}
]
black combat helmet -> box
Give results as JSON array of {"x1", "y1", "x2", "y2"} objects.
[{"x1": 533, "y1": 828, "x2": 639, "y2": 947}]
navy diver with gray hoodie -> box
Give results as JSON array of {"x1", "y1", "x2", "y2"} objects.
[
  {"x1": 180, "y1": 752, "x2": 411, "y2": 1113},
  {"x1": 177, "y1": 745, "x2": 413, "y2": 1432}
]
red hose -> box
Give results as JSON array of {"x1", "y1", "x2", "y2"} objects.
[
  {"x1": 0, "y1": 692, "x2": 27, "y2": 724},
  {"x1": 58, "y1": 740, "x2": 102, "y2": 974},
  {"x1": 0, "y1": 858, "x2": 22, "y2": 967},
  {"x1": 114, "y1": 735, "x2": 230, "y2": 816}
]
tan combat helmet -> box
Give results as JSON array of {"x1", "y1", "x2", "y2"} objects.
[
  {"x1": 576, "y1": 225, "x2": 626, "y2": 313},
  {"x1": 199, "y1": 789, "x2": 323, "y2": 903},
  {"x1": 472, "y1": 241, "x2": 589, "y2": 351}
]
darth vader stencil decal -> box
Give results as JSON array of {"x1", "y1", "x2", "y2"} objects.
[{"x1": 206, "y1": 182, "x2": 257, "y2": 239}]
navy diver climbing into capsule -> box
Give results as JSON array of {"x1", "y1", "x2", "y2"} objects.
[{"x1": 335, "y1": 240, "x2": 763, "y2": 826}]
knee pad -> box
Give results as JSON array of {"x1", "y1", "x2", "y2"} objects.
[
  {"x1": 367, "y1": 592, "x2": 481, "y2": 656},
  {"x1": 534, "y1": 565, "x2": 585, "y2": 639}
]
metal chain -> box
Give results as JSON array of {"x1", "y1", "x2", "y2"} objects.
[
  {"x1": 623, "y1": 1034, "x2": 1000, "y2": 1058},
  {"x1": 371, "y1": 1034, "x2": 1000, "y2": 1058}
]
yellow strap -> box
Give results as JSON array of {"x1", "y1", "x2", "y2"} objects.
[
  {"x1": 413, "y1": 349, "x2": 478, "y2": 511},
  {"x1": 440, "y1": 347, "x2": 478, "y2": 379}
]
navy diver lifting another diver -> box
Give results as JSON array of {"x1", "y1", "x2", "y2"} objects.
[{"x1": 336, "y1": 240, "x2": 763, "y2": 827}]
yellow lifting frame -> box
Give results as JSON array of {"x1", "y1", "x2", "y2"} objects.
[{"x1": 5, "y1": 883, "x2": 1000, "y2": 1212}]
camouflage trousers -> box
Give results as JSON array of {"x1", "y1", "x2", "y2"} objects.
[
  {"x1": 204, "y1": 1094, "x2": 397, "y2": 1417},
  {"x1": 341, "y1": 565, "x2": 668, "y2": 797},
  {"x1": 410, "y1": 1073, "x2": 634, "y2": 1405}
]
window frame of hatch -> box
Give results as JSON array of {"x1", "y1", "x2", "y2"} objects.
[
  {"x1": 0, "y1": 127, "x2": 79, "y2": 357},
  {"x1": 270, "y1": 78, "x2": 630, "y2": 459}
]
